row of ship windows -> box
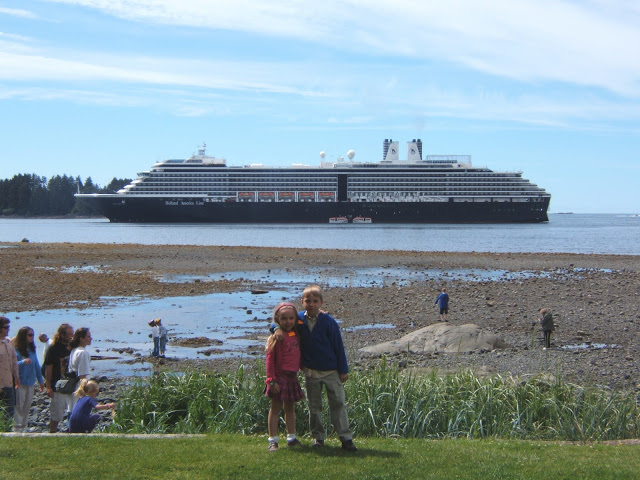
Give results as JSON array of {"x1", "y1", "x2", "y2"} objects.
[
  {"x1": 126, "y1": 188, "x2": 544, "y2": 195},
  {"x1": 151, "y1": 169, "x2": 522, "y2": 178},
  {"x1": 144, "y1": 173, "x2": 523, "y2": 181},
  {"x1": 136, "y1": 180, "x2": 530, "y2": 188}
]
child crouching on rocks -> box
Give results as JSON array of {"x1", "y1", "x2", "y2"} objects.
[{"x1": 69, "y1": 379, "x2": 116, "y2": 433}]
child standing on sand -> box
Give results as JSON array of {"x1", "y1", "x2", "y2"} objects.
[
  {"x1": 69, "y1": 379, "x2": 116, "y2": 433},
  {"x1": 538, "y1": 308, "x2": 555, "y2": 349},
  {"x1": 149, "y1": 319, "x2": 160, "y2": 357},
  {"x1": 434, "y1": 287, "x2": 450, "y2": 321},
  {"x1": 156, "y1": 319, "x2": 168, "y2": 357},
  {"x1": 273, "y1": 285, "x2": 357, "y2": 451},
  {"x1": 265, "y1": 302, "x2": 304, "y2": 452}
]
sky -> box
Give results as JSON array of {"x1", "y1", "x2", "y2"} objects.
[{"x1": 1, "y1": 1, "x2": 639, "y2": 214}]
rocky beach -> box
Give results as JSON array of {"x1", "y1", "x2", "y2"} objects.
[{"x1": 2, "y1": 241, "x2": 640, "y2": 431}]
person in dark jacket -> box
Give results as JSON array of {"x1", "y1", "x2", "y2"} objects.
[
  {"x1": 434, "y1": 287, "x2": 450, "y2": 321},
  {"x1": 538, "y1": 308, "x2": 555, "y2": 349}
]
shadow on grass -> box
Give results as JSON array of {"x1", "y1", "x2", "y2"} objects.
[{"x1": 286, "y1": 445, "x2": 401, "y2": 458}]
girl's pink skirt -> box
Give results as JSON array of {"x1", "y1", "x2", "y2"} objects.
[{"x1": 264, "y1": 371, "x2": 304, "y2": 403}]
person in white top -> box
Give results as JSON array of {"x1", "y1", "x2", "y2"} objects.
[
  {"x1": 149, "y1": 319, "x2": 160, "y2": 357},
  {"x1": 157, "y1": 319, "x2": 168, "y2": 358},
  {"x1": 69, "y1": 328, "x2": 92, "y2": 379},
  {"x1": 68, "y1": 328, "x2": 92, "y2": 409},
  {"x1": 38, "y1": 333, "x2": 53, "y2": 361}
]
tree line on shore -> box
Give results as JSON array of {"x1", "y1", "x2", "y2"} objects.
[{"x1": 0, "y1": 174, "x2": 131, "y2": 216}]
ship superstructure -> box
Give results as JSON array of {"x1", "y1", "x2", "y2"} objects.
[{"x1": 76, "y1": 139, "x2": 551, "y2": 223}]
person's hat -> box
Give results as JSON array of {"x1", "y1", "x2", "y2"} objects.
[{"x1": 148, "y1": 320, "x2": 156, "y2": 326}]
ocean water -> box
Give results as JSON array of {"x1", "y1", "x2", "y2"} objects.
[{"x1": 0, "y1": 213, "x2": 639, "y2": 254}]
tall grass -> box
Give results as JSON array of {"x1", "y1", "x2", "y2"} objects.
[
  {"x1": 110, "y1": 359, "x2": 640, "y2": 442},
  {"x1": 347, "y1": 359, "x2": 640, "y2": 441}
]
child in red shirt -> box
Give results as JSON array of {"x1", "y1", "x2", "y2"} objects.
[{"x1": 264, "y1": 302, "x2": 304, "y2": 452}]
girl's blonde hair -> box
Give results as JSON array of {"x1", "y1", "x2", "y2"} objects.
[
  {"x1": 265, "y1": 302, "x2": 297, "y2": 352},
  {"x1": 74, "y1": 378, "x2": 100, "y2": 397}
]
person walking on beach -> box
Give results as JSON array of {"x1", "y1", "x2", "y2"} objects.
[
  {"x1": 149, "y1": 319, "x2": 160, "y2": 357},
  {"x1": 38, "y1": 333, "x2": 52, "y2": 360},
  {"x1": 538, "y1": 308, "x2": 555, "y2": 349},
  {"x1": 434, "y1": 287, "x2": 450, "y2": 322},
  {"x1": 264, "y1": 302, "x2": 304, "y2": 452},
  {"x1": 12, "y1": 327, "x2": 44, "y2": 431},
  {"x1": 43, "y1": 323, "x2": 74, "y2": 433},
  {"x1": 273, "y1": 285, "x2": 357, "y2": 451},
  {"x1": 0, "y1": 316, "x2": 20, "y2": 422},
  {"x1": 157, "y1": 319, "x2": 168, "y2": 357},
  {"x1": 69, "y1": 379, "x2": 115, "y2": 433}
]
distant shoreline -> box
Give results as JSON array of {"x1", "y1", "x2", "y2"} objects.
[{"x1": 0, "y1": 214, "x2": 103, "y2": 220}]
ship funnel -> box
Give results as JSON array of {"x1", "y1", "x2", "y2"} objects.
[
  {"x1": 407, "y1": 139, "x2": 422, "y2": 162},
  {"x1": 383, "y1": 139, "x2": 399, "y2": 162}
]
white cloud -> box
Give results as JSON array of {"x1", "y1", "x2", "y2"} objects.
[
  {"x1": 45, "y1": 0, "x2": 640, "y2": 95},
  {"x1": 0, "y1": 7, "x2": 38, "y2": 19},
  {"x1": 0, "y1": 0, "x2": 635, "y2": 128}
]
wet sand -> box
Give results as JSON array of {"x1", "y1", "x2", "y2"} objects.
[{"x1": 2, "y1": 242, "x2": 640, "y2": 389}]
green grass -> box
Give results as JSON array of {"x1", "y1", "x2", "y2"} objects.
[
  {"x1": 0, "y1": 434, "x2": 638, "y2": 479},
  {"x1": 109, "y1": 360, "x2": 640, "y2": 442},
  {"x1": 3, "y1": 360, "x2": 640, "y2": 478}
]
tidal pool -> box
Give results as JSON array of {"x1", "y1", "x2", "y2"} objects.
[{"x1": 8, "y1": 289, "x2": 295, "y2": 378}]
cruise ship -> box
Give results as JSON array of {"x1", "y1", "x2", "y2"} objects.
[{"x1": 76, "y1": 139, "x2": 551, "y2": 223}]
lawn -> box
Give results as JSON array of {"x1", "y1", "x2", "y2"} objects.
[{"x1": 0, "y1": 434, "x2": 638, "y2": 480}]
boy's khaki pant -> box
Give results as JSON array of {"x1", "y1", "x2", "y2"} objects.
[{"x1": 305, "y1": 371, "x2": 352, "y2": 442}]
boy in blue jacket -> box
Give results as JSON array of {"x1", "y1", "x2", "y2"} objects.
[
  {"x1": 273, "y1": 284, "x2": 357, "y2": 451},
  {"x1": 434, "y1": 287, "x2": 450, "y2": 321}
]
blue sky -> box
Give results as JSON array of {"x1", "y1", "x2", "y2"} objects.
[{"x1": 1, "y1": 1, "x2": 639, "y2": 214}]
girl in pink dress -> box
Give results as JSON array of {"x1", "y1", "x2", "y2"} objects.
[{"x1": 264, "y1": 302, "x2": 304, "y2": 452}]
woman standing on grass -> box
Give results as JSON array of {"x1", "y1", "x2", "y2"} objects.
[{"x1": 12, "y1": 327, "x2": 44, "y2": 431}]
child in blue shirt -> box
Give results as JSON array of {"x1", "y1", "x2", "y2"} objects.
[
  {"x1": 434, "y1": 287, "x2": 450, "y2": 321},
  {"x1": 69, "y1": 379, "x2": 116, "y2": 433}
]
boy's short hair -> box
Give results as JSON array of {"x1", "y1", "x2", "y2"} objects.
[{"x1": 302, "y1": 284, "x2": 323, "y2": 301}]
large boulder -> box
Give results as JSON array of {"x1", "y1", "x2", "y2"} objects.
[{"x1": 359, "y1": 323, "x2": 510, "y2": 356}]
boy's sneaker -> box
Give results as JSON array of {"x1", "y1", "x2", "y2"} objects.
[
  {"x1": 341, "y1": 439, "x2": 358, "y2": 452},
  {"x1": 268, "y1": 441, "x2": 278, "y2": 452},
  {"x1": 287, "y1": 438, "x2": 302, "y2": 447},
  {"x1": 312, "y1": 439, "x2": 324, "y2": 448}
]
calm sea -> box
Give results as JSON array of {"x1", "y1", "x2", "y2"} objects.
[{"x1": 0, "y1": 213, "x2": 638, "y2": 255}]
